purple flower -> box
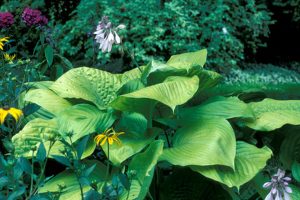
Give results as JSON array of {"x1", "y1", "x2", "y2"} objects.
[
  {"x1": 94, "y1": 16, "x2": 125, "y2": 53},
  {"x1": 0, "y1": 12, "x2": 14, "y2": 28},
  {"x1": 263, "y1": 169, "x2": 292, "y2": 200},
  {"x1": 22, "y1": 7, "x2": 48, "y2": 26}
]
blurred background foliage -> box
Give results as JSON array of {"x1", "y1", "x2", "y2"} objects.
[
  {"x1": 0, "y1": 0, "x2": 277, "y2": 72},
  {"x1": 0, "y1": 0, "x2": 300, "y2": 82}
]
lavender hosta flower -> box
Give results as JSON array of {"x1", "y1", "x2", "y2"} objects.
[
  {"x1": 263, "y1": 169, "x2": 292, "y2": 200},
  {"x1": 0, "y1": 12, "x2": 14, "y2": 28},
  {"x1": 94, "y1": 16, "x2": 125, "y2": 53},
  {"x1": 22, "y1": 7, "x2": 48, "y2": 26}
]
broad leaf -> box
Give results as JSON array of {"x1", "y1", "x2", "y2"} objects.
[
  {"x1": 12, "y1": 118, "x2": 61, "y2": 157},
  {"x1": 102, "y1": 128, "x2": 160, "y2": 166},
  {"x1": 159, "y1": 168, "x2": 231, "y2": 200},
  {"x1": 38, "y1": 160, "x2": 106, "y2": 200},
  {"x1": 179, "y1": 96, "x2": 254, "y2": 125},
  {"x1": 159, "y1": 118, "x2": 236, "y2": 168},
  {"x1": 245, "y1": 99, "x2": 300, "y2": 131},
  {"x1": 280, "y1": 130, "x2": 300, "y2": 169},
  {"x1": 24, "y1": 89, "x2": 72, "y2": 115},
  {"x1": 50, "y1": 67, "x2": 123, "y2": 109},
  {"x1": 120, "y1": 140, "x2": 164, "y2": 200},
  {"x1": 167, "y1": 49, "x2": 207, "y2": 69},
  {"x1": 111, "y1": 76, "x2": 199, "y2": 112},
  {"x1": 57, "y1": 104, "x2": 116, "y2": 141},
  {"x1": 191, "y1": 141, "x2": 272, "y2": 188}
]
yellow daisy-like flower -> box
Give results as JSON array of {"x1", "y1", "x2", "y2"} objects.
[
  {"x1": 4, "y1": 53, "x2": 16, "y2": 63},
  {"x1": 0, "y1": 107, "x2": 23, "y2": 124},
  {"x1": 94, "y1": 128, "x2": 125, "y2": 146},
  {"x1": 0, "y1": 37, "x2": 9, "y2": 51}
]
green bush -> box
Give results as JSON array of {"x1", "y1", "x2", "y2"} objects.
[{"x1": 51, "y1": 0, "x2": 273, "y2": 71}]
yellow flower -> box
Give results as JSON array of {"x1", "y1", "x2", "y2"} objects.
[
  {"x1": 0, "y1": 107, "x2": 23, "y2": 124},
  {"x1": 4, "y1": 53, "x2": 16, "y2": 63},
  {"x1": 0, "y1": 37, "x2": 9, "y2": 51},
  {"x1": 94, "y1": 128, "x2": 125, "y2": 146}
]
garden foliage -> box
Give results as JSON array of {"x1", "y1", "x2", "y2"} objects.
[{"x1": 6, "y1": 49, "x2": 300, "y2": 199}]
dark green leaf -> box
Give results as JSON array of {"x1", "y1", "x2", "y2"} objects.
[
  {"x1": 36, "y1": 142, "x2": 47, "y2": 162},
  {"x1": 76, "y1": 136, "x2": 90, "y2": 160},
  {"x1": 52, "y1": 155, "x2": 71, "y2": 167},
  {"x1": 45, "y1": 45, "x2": 54, "y2": 66}
]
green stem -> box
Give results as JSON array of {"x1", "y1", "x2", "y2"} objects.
[
  {"x1": 106, "y1": 142, "x2": 110, "y2": 181},
  {"x1": 28, "y1": 150, "x2": 35, "y2": 197},
  {"x1": 29, "y1": 141, "x2": 54, "y2": 198},
  {"x1": 75, "y1": 171, "x2": 84, "y2": 200}
]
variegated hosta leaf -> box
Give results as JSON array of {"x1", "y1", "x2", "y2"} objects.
[
  {"x1": 159, "y1": 118, "x2": 236, "y2": 168},
  {"x1": 191, "y1": 141, "x2": 272, "y2": 189},
  {"x1": 111, "y1": 76, "x2": 199, "y2": 113},
  {"x1": 244, "y1": 98, "x2": 300, "y2": 131},
  {"x1": 50, "y1": 67, "x2": 123, "y2": 109},
  {"x1": 120, "y1": 140, "x2": 164, "y2": 200}
]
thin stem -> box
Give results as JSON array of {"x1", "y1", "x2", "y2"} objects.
[
  {"x1": 29, "y1": 150, "x2": 35, "y2": 197},
  {"x1": 75, "y1": 171, "x2": 84, "y2": 200},
  {"x1": 29, "y1": 141, "x2": 55, "y2": 198},
  {"x1": 106, "y1": 142, "x2": 110, "y2": 180}
]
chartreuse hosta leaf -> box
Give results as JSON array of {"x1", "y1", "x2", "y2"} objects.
[
  {"x1": 24, "y1": 88, "x2": 72, "y2": 115},
  {"x1": 11, "y1": 118, "x2": 96, "y2": 159},
  {"x1": 103, "y1": 128, "x2": 161, "y2": 166},
  {"x1": 120, "y1": 140, "x2": 164, "y2": 200},
  {"x1": 50, "y1": 67, "x2": 123, "y2": 109},
  {"x1": 141, "y1": 49, "x2": 207, "y2": 85},
  {"x1": 39, "y1": 160, "x2": 107, "y2": 200},
  {"x1": 56, "y1": 104, "x2": 116, "y2": 141},
  {"x1": 111, "y1": 76, "x2": 199, "y2": 113},
  {"x1": 167, "y1": 49, "x2": 207, "y2": 70},
  {"x1": 244, "y1": 98, "x2": 300, "y2": 131},
  {"x1": 191, "y1": 141, "x2": 272, "y2": 189},
  {"x1": 159, "y1": 118, "x2": 236, "y2": 168},
  {"x1": 101, "y1": 112, "x2": 159, "y2": 166},
  {"x1": 178, "y1": 96, "x2": 254, "y2": 125}
]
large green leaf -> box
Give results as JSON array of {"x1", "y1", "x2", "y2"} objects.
[
  {"x1": 57, "y1": 104, "x2": 116, "y2": 141},
  {"x1": 167, "y1": 49, "x2": 207, "y2": 69},
  {"x1": 102, "y1": 128, "x2": 160, "y2": 166},
  {"x1": 24, "y1": 89, "x2": 72, "y2": 115},
  {"x1": 244, "y1": 99, "x2": 300, "y2": 131},
  {"x1": 120, "y1": 140, "x2": 164, "y2": 200},
  {"x1": 38, "y1": 160, "x2": 106, "y2": 200},
  {"x1": 159, "y1": 118, "x2": 236, "y2": 168},
  {"x1": 12, "y1": 118, "x2": 60, "y2": 157},
  {"x1": 141, "y1": 49, "x2": 207, "y2": 85},
  {"x1": 178, "y1": 96, "x2": 254, "y2": 125},
  {"x1": 191, "y1": 141, "x2": 272, "y2": 188},
  {"x1": 12, "y1": 117, "x2": 96, "y2": 159},
  {"x1": 50, "y1": 67, "x2": 123, "y2": 109},
  {"x1": 159, "y1": 168, "x2": 231, "y2": 200},
  {"x1": 280, "y1": 130, "x2": 300, "y2": 169},
  {"x1": 111, "y1": 76, "x2": 199, "y2": 112}
]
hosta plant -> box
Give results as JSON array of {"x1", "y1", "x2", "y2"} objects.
[{"x1": 9, "y1": 49, "x2": 300, "y2": 199}]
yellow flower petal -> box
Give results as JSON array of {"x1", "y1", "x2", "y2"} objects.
[
  {"x1": 0, "y1": 109, "x2": 9, "y2": 124},
  {"x1": 8, "y1": 108, "x2": 23, "y2": 122},
  {"x1": 100, "y1": 137, "x2": 107, "y2": 146},
  {"x1": 108, "y1": 137, "x2": 114, "y2": 145}
]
